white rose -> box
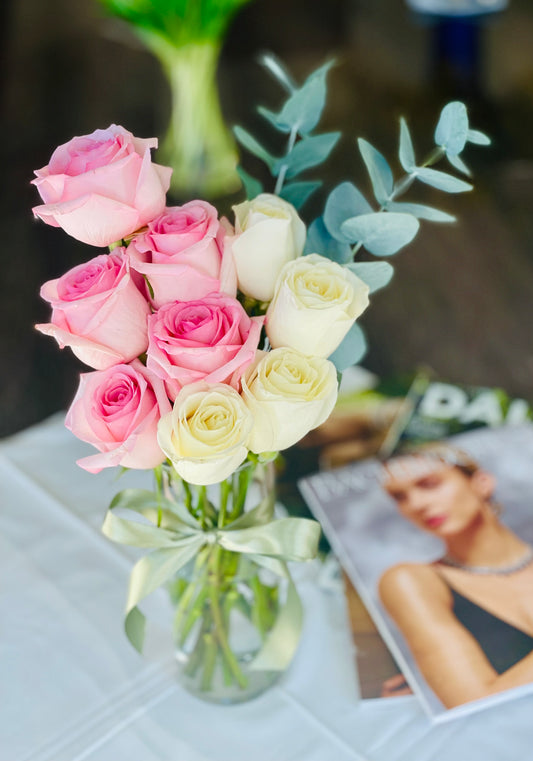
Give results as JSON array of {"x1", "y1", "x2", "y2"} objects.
[
  {"x1": 157, "y1": 383, "x2": 253, "y2": 485},
  {"x1": 266, "y1": 254, "x2": 370, "y2": 357},
  {"x1": 242, "y1": 347, "x2": 338, "y2": 453},
  {"x1": 230, "y1": 193, "x2": 306, "y2": 302}
]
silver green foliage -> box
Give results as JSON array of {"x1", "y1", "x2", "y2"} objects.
[
  {"x1": 314, "y1": 98, "x2": 490, "y2": 372},
  {"x1": 346, "y1": 262, "x2": 394, "y2": 293},
  {"x1": 328, "y1": 322, "x2": 367, "y2": 372},
  {"x1": 234, "y1": 57, "x2": 491, "y2": 372},
  {"x1": 315, "y1": 99, "x2": 490, "y2": 270},
  {"x1": 233, "y1": 55, "x2": 339, "y2": 209}
]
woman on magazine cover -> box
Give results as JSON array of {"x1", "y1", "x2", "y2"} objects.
[{"x1": 378, "y1": 444, "x2": 533, "y2": 709}]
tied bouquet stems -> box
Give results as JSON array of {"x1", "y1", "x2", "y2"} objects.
[
  {"x1": 32, "y1": 55, "x2": 489, "y2": 701},
  {"x1": 97, "y1": 0, "x2": 252, "y2": 197},
  {"x1": 165, "y1": 458, "x2": 283, "y2": 696}
]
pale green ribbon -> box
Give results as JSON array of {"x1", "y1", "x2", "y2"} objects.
[{"x1": 101, "y1": 488, "x2": 321, "y2": 671}]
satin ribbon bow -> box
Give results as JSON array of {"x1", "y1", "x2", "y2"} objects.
[{"x1": 102, "y1": 488, "x2": 321, "y2": 671}]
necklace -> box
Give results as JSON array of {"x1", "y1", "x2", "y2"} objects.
[{"x1": 441, "y1": 545, "x2": 533, "y2": 576}]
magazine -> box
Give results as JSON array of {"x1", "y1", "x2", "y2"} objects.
[{"x1": 298, "y1": 424, "x2": 533, "y2": 722}]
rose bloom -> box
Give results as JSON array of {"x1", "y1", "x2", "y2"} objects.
[
  {"x1": 36, "y1": 250, "x2": 151, "y2": 370},
  {"x1": 32, "y1": 125, "x2": 172, "y2": 247},
  {"x1": 146, "y1": 293, "x2": 263, "y2": 401},
  {"x1": 266, "y1": 254, "x2": 370, "y2": 357},
  {"x1": 157, "y1": 383, "x2": 254, "y2": 485},
  {"x1": 128, "y1": 201, "x2": 237, "y2": 308},
  {"x1": 66, "y1": 360, "x2": 171, "y2": 473},
  {"x1": 241, "y1": 347, "x2": 338, "y2": 453},
  {"x1": 228, "y1": 193, "x2": 306, "y2": 302}
]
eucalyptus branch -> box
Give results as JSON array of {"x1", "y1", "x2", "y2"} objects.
[
  {"x1": 234, "y1": 56, "x2": 338, "y2": 208},
  {"x1": 274, "y1": 124, "x2": 299, "y2": 195}
]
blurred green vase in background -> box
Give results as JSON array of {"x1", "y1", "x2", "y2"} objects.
[{"x1": 99, "y1": 0, "x2": 251, "y2": 198}]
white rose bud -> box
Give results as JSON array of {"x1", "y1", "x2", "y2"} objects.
[
  {"x1": 230, "y1": 193, "x2": 306, "y2": 302},
  {"x1": 266, "y1": 254, "x2": 370, "y2": 357},
  {"x1": 157, "y1": 383, "x2": 253, "y2": 485},
  {"x1": 242, "y1": 347, "x2": 338, "y2": 453}
]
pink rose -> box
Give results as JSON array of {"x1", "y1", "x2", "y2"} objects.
[
  {"x1": 146, "y1": 293, "x2": 263, "y2": 400},
  {"x1": 66, "y1": 360, "x2": 171, "y2": 473},
  {"x1": 36, "y1": 250, "x2": 151, "y2": 370},
  {"x1": 32, "y1": 125, "x2": 172, "y2": 247},
  {"x1": 128, "y1": 201, "x2": 237, "y2": 308}
]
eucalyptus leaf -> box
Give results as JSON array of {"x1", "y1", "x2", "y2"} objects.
[
  {"x1": 280, "y1": 132, "x2": 340, "y2": 179},
  {"x1": 435, "y1": 101, "x2": 469, "y2": 156},
  {"x1": 236, "y1": 166, "x2": 263, "y2": 199},
  {"x1": 304, "y1": 217, "x2": 352, "y2": 263},
  {"x1": 358, "y1": 138, "x2": 394, "y2": 204},
  {"x1": 233, "y1": 126, "x2": 278, "y2": 171},
  {"x1": 323, "y1": 181, "x2": 373, "y2": 242},
  {"x1": 341, "y1": 212, "x2": 420, "y2": 257},
  {"x1": 415, "y1": 167, "x2": 473, "y2": 193},
  {"x1": 258, "y1": 52, "x2": 296, "y2": 93},
  {"x1": 385, "y1": 201, "x2": 455, "y2": 223},
  {"x1": 467, "y1": 128, "x2": 491, "y2": 146},
  {"x1": 447, "y1": 152, "x2": 471, "y2": 177},
  {"x1": 399, "y1": 117, "x2": 416, "y2": 173},
  {"x1": 279, "y1": 180, "x2": 321, "y2": 209},
  {"x1": 328, "y1": 322, "x2": 367, "y2": 372},
  {"x1": 346, "y1": 261, "x2": 394, "y2": 293},
  {"x1": 257, "y1": 106, "x2": 291, "y2": 133},
  {"x1": 277, "y1": 60, "x2": 334, "y2": 135}
]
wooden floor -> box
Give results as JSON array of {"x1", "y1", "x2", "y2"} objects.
[{"x1": 2, "y1": 0, "x2": 533, "y2": 436}]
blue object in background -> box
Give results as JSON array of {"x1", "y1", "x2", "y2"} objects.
[
  {"x1": 406, "y1": 0, "x2": 509, "y2": 95},
  {"x1": 405, "y1": 0, "x2": 508, "y2": 16}
]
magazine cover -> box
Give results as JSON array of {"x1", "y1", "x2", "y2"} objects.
[{"x1": 298, "y1": 424, "x2": 533, "y2": 722}]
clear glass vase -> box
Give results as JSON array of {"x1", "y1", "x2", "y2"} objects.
[
  {"x1": 141, "y1": 36, "x2": 241, "y2": 199},
  {"x1": 164, "y1": 460, "x2": 285, "y2": 704}
]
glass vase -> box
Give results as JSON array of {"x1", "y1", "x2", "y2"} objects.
[
  {"x1": 141, "y1": 36, "x2": 241, "y2": 198},
  {"x1": 164, "y1": 459, "x2": 285, "y2": 704}
]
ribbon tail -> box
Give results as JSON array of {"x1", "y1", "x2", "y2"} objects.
[
  {"x1": 247, "y1": 558, "x2": 303, "y2": 672},
  {"x1": 125, "y1": 539, "x2": 205, "y2": 653}
]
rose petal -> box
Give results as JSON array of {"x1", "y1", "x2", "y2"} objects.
[{"x1": 33, "y1": 194, "x2": 141, "y2": 247}]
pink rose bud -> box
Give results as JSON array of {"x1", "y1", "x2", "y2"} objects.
[
  {"x1": 128, "y1": 201, "x2": 237, "y2": 308},
  {"x1": 36, "y1": 250, "x2": 151, "y2": 370},
  {"x1": 66, "y1": 360, "x2": 171, "y2": 473},
  {"x1": 146, "y1": 293, "x2": 263, "y2": 401},
  {"x1": 32, "y1": 125, "x2": 172, "y2": 247}
]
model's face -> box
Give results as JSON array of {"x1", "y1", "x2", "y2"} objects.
[{"x1": 383, "y1": 458, "x2": 492, "y2": 536}]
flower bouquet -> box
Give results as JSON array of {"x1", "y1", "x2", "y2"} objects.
[{"x1": 32, "y1": 55, "x2": 489, "y2": 703}]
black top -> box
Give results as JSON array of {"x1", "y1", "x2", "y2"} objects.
[{"x1": 448, "y1": 585, "x2": 533, "y2": 674}]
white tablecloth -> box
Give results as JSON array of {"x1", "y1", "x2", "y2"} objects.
[{"x1": 2, "y1": 415, "x2": 532, "y2": 761}]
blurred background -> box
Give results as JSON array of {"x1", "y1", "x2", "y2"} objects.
[{"x1": 2, "y1": 0, "x2": 533, "y2": 438}]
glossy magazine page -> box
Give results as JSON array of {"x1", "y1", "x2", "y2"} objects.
[{"x1": 299, "y1": 424, "x2": 533, "y2": 722}]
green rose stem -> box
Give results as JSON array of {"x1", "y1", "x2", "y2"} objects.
[
  {"x1": 218, "y1": 478, "x2": 231, "y2": 528},
  {"x1": 197, "y1": 484, "x2": 206, "y2": 526},
  {"x1": 173, "y1": 550, "x2": 209, "y2": 634},
  {"x1": 351, "y1": 145, "x2": 447, "y2": 258},
  {"x1": 207, "y1": 545, "x2": 248, "y2": 689},
  {"x1": 228, "y1": 459, "x2": 257, "y2": 522},
  {"x1": 153, "y1": 463, "x2": 164, "y2": 525},
  {"x1": 200, "y1": 633, "x2": 218, "y2": 691},
  {"x1": 181, "y1": 478, "x2": 193, "y2": 513},
  {"x1": 167, "y1": 461, "x2": 281, "y2": 693}
]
